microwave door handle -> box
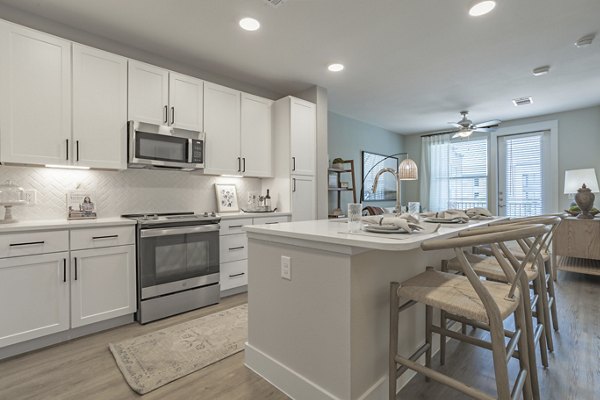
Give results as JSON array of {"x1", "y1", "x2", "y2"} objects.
[{"x1": 188, "y1": 139, "x2": 193, "y2": 163}]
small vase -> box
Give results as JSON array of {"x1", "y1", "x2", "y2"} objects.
[{"x1": 575, "y1": 184, "x2": 595, "y2": 219}]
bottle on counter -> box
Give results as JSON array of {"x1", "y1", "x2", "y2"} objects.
[{"x1": 265, "y1": 189, "x2": 272, "y2": 211}]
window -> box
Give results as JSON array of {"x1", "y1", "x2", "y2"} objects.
[
  {"x1": 422, "y1": 134, "x2": 488, "y2": 212},
  {"x1": 362, "y1": 151, "x2": 398, "y2": 202}
]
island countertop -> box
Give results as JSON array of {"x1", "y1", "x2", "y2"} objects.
[{"x1": 243, "y1": 217, "x2": 502, "y2": 252}]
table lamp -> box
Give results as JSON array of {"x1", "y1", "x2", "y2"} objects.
[{"x1": 564, "y1": 168, "x2": 599, "y2": 219}]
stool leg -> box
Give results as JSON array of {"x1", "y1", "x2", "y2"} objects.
[
  {"x1": 545, "y1": 259, "x2": 559, "y2": 331},
  {"x1": 389, "y1": 282, "x2": 400, "y2": 400},
  {"x1": 520, "y1": 275, "x2": 542, "y2": 400},
  {"x1": 439, "y1": 309, "x2": 447, "y2": 366},
  {"x1": 532, "y1": 276, "x2": 549, "y2": 368},
  {"x1": 425, "y1": 305, "x2": 432, "y2": 382},
  {"x1": 489, "y1": 317, "x2": 512, "y2": 400},
  {"x1": 537, "y1": 268, "x2": 554, "y2": 352},
  {"x1": 515, "y1": 303, "x2": 534, "y2": 400}
]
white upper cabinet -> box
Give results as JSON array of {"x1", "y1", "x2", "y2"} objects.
[
  {"x1": 72, "y1": 44, "x2": 127, "y2": 169},
  {"x1": 241, "y1": 93, "x2": 272, "y2": 177},
  {"x1": 203, "y1": 82, "x2": 241, "y2": 175},
  {"x1": 290, "y1": 97, "x2": 316, "y2": 176},
  {"x1": 127, "y1": 60, "x2": 169, "y2": 125},
  {"x1": 169, "y1": 72, "x2": 203, "y2": 132},
  {"x1": 0, "y1": 21, "x2": 71, "y2": 165}
]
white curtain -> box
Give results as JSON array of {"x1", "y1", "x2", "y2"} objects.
[{"x1": 420, "y1": 134, "x2": 451, "y2": 212}]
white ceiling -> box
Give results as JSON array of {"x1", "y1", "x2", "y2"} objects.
[{"x1": 1, "y1": 0, "x2": 599, "y2": 134}]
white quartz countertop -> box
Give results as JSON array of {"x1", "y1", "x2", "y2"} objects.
[
  {"x1": 0, "y1": 217, "x2": 136, "y2": 233},
  {"x1": 244, "y1": 218, "x2": 503, "y2": 251},
  {"x1": 218, "y1": 211, "x2": 291, "y2": 220}
]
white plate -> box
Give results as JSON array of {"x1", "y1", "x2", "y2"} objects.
[
  {"x1": 423, "y1": 217, "x2": 466, "y2": 224},
  {"x1": 363, "y1": 226, "x2": 409, "y2": 234}
]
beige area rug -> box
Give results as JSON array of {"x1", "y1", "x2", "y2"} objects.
[{"x1": 109, "y1": 304, "x2": 247, "y2": 395}]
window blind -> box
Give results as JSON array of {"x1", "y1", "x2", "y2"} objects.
[
  {"x1": 447, "y1": 139, "x2": 488, "y2": 210},
  {"x1": 502, "y1": 134, "x2": 544, "y2": 217}
]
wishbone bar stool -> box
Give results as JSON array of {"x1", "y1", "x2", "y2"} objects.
[{"x1": 390, "y1": 223, "x2": 549, "y2": 400}]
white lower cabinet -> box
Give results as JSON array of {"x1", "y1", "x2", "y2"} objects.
[
  {"x1": 70, "y1": 245, "x2": 136, "y2": 328},
  {"x1": 219, "y1": 215, "x2": 290, "y2": 295},
  {"x1": 0, "y1": 252, "x2": 70, "y2": 348}
]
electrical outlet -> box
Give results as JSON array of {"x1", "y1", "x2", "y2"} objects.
[
  {"x1": 24, "y1": 189, "x2": 37, "y2": 206},
  {"x1": 281, "y1": 256, "x2": 291, "y2": 280}
]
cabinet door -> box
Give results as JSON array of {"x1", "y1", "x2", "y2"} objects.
[
  {"x1": 73, "y1": 44, "x2": 127, "y2": 169},
  {"x1": 291, "y1": 175, "x2": 316, "y2": 221},
  {"x1": 169, "y1": 72, "x2": 203, "y2": 131},
  {"x1": 203, "y1": 82, "x2": 241, "y2": 175},
  {"x1": 128, "y1": 60, "x2": 169, "y2": 125},
  {"x1": 241, "y1": 93, "x2": 272, "y2": 177},
  {"x1": 71, "y1": 245, "x2": 136, "y2": 328},
  {"x1": 290, "y1": 98, "x2": 316, "y2": 176},
  {"x1": 0, "y1": 22, "x2": 71, "y2": 165},
  {"x1": 0, "y1": 252, "x2": 69, "y2": 348}
]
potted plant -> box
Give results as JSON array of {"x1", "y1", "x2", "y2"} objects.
[{"x1": 332, "y1": 158, "x2": 345, "y2": 170}]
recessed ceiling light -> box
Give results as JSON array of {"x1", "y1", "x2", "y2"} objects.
[
  {"x1": 532, "y1": 66, "x2": 550, "y2": 76},
  {"x1": 575, "y1": 33, "x2": 595, "y2": 48},
  {"x1": 328, "y1": 63, "x2": 344, "y2": 72},
  {"x1": 469, "y1": 1, "x2": 496, "y2": 16},
  {"x1": 239, "y1": 17, "x2": 260, "y2": 31}
]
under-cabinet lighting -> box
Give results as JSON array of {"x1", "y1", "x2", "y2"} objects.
[
  {"x1": 45, "y1": 164, "x2": 91, "y2": 170},
  {"x1": 221, "y1": 174, "x2": 243, "y2": 178}
]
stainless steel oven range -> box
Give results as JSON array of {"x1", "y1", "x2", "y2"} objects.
[{"x1": 122, "y1": 212, "x2": 220, "y2": 324}]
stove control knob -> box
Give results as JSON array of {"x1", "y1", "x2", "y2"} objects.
[
  {"x1": 211, "y1": 211, "x2": 216, "y2": 217},
  {"x1": 203, "y1": 212, "x2": 209, "y2": 217}
]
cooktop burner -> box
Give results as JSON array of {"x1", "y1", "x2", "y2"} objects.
[{"x1": 121, "y1": 211, "x2": 219, "y2": 224}]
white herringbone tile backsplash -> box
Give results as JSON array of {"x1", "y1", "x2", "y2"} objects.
[{"x1": 0, "y1": 166, "x2": 262, "y2": 221}]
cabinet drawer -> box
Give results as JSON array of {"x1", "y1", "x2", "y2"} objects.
[
  {"x1": 219, "y1": 218, "x2": 252, "y2": 236},
  {"x1": 70, "y1": 226, "x2": 135, "y2": 250},
  {"x1": 253, "y1": 216, "x2": 289, "y2": 225},
  {"x1": 220, "y1": 233, "x2": 248, "y2": 263},
  {"x1": 0, "y1": 230, "x2": 69, "y2": 258},
  {"x1": 220, "y1": 260, "x2": 248, "y2": 291}
]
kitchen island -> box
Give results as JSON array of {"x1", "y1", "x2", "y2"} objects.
[{"x1": 243, "y1": 218, "x2": 499, "y2": 400}]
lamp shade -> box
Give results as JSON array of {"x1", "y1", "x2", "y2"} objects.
[
  {"x1": 564, "y1": 168, "x2": 599, "y2": 193},
  {"x1": 398, "y1": 158, "x2": 418, "y2": 180}
]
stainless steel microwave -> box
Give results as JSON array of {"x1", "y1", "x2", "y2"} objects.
[{"x1": 128, "y1": 121, "x2": 204, "y2": 170}]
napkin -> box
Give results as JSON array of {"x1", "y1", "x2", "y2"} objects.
[
  {"x1": 361, "y1": 213, "x2": 424, "y2": 232},
  {"x1": 466, "y1": 207, "x2": 494, "y2": 220},
  {"x1": 420, "y1": 209, "x2": 469, "y2": 223}
]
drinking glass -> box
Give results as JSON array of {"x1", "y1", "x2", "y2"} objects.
[
  {"x1": 408, "y1": 202, "x2": 420, "y2": 215},
  {"x1": 347, "y1": 203, "x2": 363, "y2": 233}
]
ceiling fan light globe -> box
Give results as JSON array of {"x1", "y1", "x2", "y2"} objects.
[{"x1": 469, "y1": 1, "x2": 496, "y2": 17}]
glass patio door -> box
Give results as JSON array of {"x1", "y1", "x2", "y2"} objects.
[{"x1": 497, "y1": 131, "x2": 551, "y2": 217}]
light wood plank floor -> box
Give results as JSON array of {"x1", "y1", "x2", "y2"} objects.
[{"x1": 0, "y1": 271, "x2": 598, "y2": 400}]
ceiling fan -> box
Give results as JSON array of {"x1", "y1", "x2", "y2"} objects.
[{"x1": 436, "y1": 111, "x2": 502, "y2": 139}]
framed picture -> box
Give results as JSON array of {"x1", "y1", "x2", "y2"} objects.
[
  {"x1": 215, "y1": 183, "x2": 239, "y2": 212},
  {"x1": 362, "y1": 151, "x2": 399, "y2": 202},
  {"x1": 328, "y1": 172, "x2": 338, "y2": 188},
  {"x1": 67, "y1": 191, "x2": 97, "y2": 220}
]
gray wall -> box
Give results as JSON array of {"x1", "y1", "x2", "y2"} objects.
[
  {"x1": 327, "y1": 112, "x2": 404, "y2": 213},
  {"x1": 402, "y1": 105, "x2": 600, "y2": 210}
]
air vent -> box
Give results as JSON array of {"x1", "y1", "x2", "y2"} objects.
[
  {"x1": 264, "y1": 0, "x2": 287, "y2": 7},
  {"x1": 512, "y1": 97, "x2": 533, "y2": 106}
]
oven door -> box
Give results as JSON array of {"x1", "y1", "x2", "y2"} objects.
[{"x1": 138, "y1": 224, "x2": 220, "y2": 299}]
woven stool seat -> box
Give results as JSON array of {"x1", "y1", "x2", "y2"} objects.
[
  {"x1": 397, "y1": 269, "x2": 520, "y2": 324},
  {"x1": 447, "y1": 253, "x2": 539, "y2": 282},
  {"x1": 478, "y1": 241, "x2": 550, "y2": 263}
]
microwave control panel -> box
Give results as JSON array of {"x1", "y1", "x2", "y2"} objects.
[{"x1": 191, "y1": 140, "x2": 204, "y2": 163}]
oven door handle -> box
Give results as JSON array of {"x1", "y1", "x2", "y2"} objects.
[{"x1": 140, "y1": 224, "x2": 220, "y2": 238}]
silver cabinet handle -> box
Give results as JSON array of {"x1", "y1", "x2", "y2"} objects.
[
  {"x1": 74, "y1": 257, "x2": 78, "y2": 281},
  {"x1": 76, "y1": 140, "x2": 80, "y2": 161},
  {"x1": 10, "y1": 241, "x2": 45, "y2": 247},
  {"x1": 237, "y1": 157, "x2": 241, "y2": 172},
  {"x1": 292, "y1": 157, "x2": 296, "y2": 171},
  {"x1": 292, "y1": 178, "x2": 297, "y2": 192},
  {"x1": 63, "y1": 258, "x2": 67, "y2": 283},
  {"x1": 228, "y1": 246, "x2": 245, "y2": 251},
  {"x1": 229, "y1": 272, "x2": 245, "y2": 278},
  {"x1": 164, "y1": 105, "x2": 168, "y2": 124},
  {"x1": 242, "y1": 158, "x2": 246, "y2": 173},
  {"x1": 66, "y1": 139, "x2": 69, "y2": 161},
  {"x1": 171, "y1": 107, "x2": 175, "y2": 125},
  {"x1": 92, "y1": 235, "x2": 119, "y2": 240},
  {"x1": 229, "y1": 225, "x2": 243, "y2": 229},
  {"x1": 265, "y1": 222, "x2": 279, "y2": 225}
]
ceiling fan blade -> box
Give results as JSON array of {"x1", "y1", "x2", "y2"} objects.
[
  {"x1": 430, "y1": 128, "x2": 460, "y2": 135},
  {"x1": 448, "y1": 122, "x2": 462, "y2": 128},
  {"x1": 474, "y1": 119, "x2": 502, "y2": 128},
  {"x1": 474, "y1": 127, "x2": 497, "y2": 133},
  {"x1": 451, "y1": 132, "x2": 461, "y2": 139}
]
